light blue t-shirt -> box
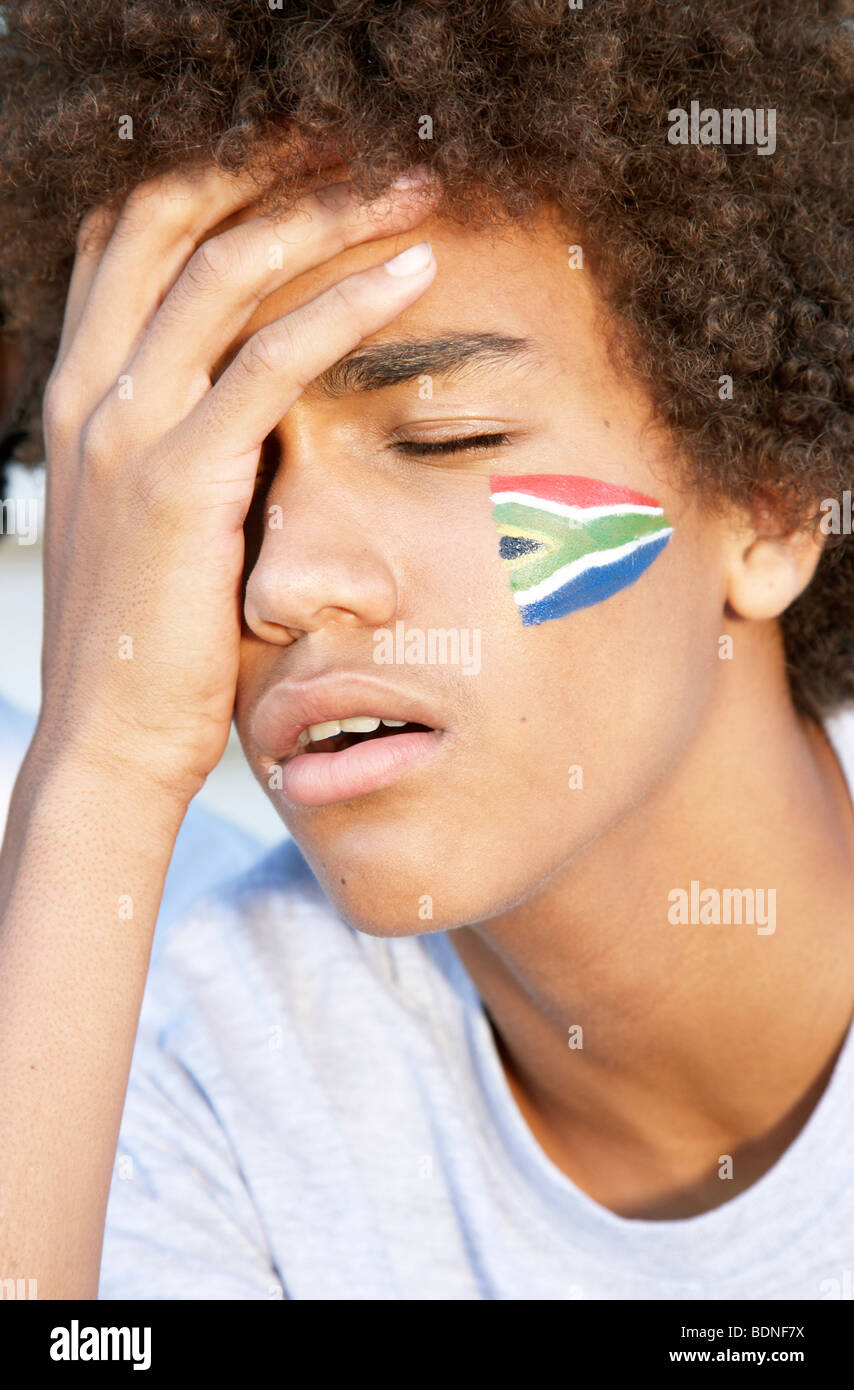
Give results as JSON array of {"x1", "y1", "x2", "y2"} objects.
[{"x1": 99, "y1": 712, "x2": 854, "y2": 1301}]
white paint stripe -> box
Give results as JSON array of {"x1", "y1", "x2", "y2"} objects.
[
  {"x1": 490, "y1": 491, "x2": 664, "y2": 521},
  {"x1": 514, "y1": 528, "x2": 673, "y2": 606}
]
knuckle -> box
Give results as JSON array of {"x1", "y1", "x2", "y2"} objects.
[
  {"x1": 241, "y1": 321, "x2": 293, "y2": 378},
  {"x1": 75, "y1": 205, "x2": 114, "y2": 256},
  {"x1": 124, "y1": 174, "x2": 158, "y2": 209},
  {"x1": 115, "y1": 181, "x2": 156, "y2": 233},
  {"x1": 80, "y1": 405, "x2": 119, "y2": 464},
  {"x1": 183, "y1": 235, "x2": 236, "y2": 293},
  {"x1": 310, "y1": 181, "x2": 353, "y2": 216},
  {"x1": 115, "y1": 177, "x2": 191, "y2": 244},
  {"x1": 42, "y1": 371, "x2": 78, "y2": 442}
]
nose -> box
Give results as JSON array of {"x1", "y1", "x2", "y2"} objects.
[{"x1": 243, "y1": 456, "x2": 399, "y2": 645}]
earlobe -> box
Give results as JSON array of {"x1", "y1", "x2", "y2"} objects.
[{"x1": 725, "y1": 524, "x2": 825, "y2": 621}]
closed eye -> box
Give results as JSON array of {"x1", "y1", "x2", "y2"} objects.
[
  {"x1": 253, "y1": 430, "x2": 512, "y2": 496},
  {"x1": 391, "y1": 432, "x2": 511, "y2": 457}
]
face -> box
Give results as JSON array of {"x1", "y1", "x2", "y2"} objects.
[{"x1": 234, "y1": 197, "x2": 730, "y2": 935}]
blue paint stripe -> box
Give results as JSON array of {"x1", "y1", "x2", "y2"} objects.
[{"x1": 519, "y1": 531, "x2": 671, "y2": 625}]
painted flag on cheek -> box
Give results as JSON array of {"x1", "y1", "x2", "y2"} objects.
[{"x1": 489, "y1": 474, "x2": 673, "y2": 626}]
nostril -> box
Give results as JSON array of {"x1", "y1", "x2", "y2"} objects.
[{"x1": 243, "y1": 610, "x2": 300, "y2": 645}]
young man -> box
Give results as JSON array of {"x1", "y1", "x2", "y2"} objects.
[{"x1": 0, "y1": 1, "x2": 852, "y2": 1301}]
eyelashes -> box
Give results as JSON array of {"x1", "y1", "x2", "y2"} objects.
[{"x1": 391, "y1": 432, "x2": 511, "y2": 457}]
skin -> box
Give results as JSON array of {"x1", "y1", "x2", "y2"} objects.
[
  {"x1": 235, "y1": 191, "x2": 854, "y2": 1219},
  {"x1": 1, "y1": 156, "x2": 853, "y2": 1297}
]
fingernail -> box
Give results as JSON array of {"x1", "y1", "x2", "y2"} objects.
[
  {"x1": 383, "y1": 241, "x2": 433, "y2": 277},
  {"x1": 391, "y1": 166, "x2": 431, "y2": 190}
]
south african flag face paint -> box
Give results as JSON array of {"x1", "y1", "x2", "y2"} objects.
[{"x1": 489, "y1": 474, "x2": 673, "y2": 626}]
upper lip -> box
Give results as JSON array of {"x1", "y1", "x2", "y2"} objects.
[{"x1": 249, "y1": 670, "x2": 446, "y2": 762}]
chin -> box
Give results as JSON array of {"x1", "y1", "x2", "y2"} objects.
[
  {"x1": 292, "y1": 828, "x2": 554, "y2": 938},
  {"x1": 294, "y1": 841, "x2": 470, "y2": 937}
]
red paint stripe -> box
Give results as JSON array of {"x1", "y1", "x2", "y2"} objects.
[{"x1": 489, "y1": 474, "x2": 662, "y2": 510}]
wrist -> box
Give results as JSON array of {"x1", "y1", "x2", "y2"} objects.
[
  {"x1": 0, "y1": 739, "x2": 190, "y2": 930},
  {"x1": 10, "y1": 732, "x2": 193, "y2": 849},
  {"x1": 24, "y1": 716, "x2": 205, "y2": 817}
]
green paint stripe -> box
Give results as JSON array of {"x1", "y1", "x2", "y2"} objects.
[
  {"x1": 492, "y1": 500, "x2": 570, "y2": 540},
  {"x1": 494, "y1": 506, "x2": 670, "y2": 591}
]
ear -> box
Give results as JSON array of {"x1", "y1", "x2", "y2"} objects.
[{"x1": 724, "y1": 501, "x2": 825, "y2": 621}]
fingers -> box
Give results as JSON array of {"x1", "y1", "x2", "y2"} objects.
[
  {"x1": 173, "y1": 241, "x2": 437, "y2": 483},
  {"x1": 121, "y1": 174, "x2": 440, "y2": 424},
  {"x1": 55, "y1": 164, "x2": 273, "y2": 398},
  {"x1": 56, "y1": 205, "x2": 120, "y2": 364}
]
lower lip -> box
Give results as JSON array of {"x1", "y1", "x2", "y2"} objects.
[{"x1": 278, "y1": 730, "x2": 444, "y2": 807}]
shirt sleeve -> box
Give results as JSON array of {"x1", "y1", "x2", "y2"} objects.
[{"x1": 99, "y1": 1019, "x2": 284, "y2": 1301}]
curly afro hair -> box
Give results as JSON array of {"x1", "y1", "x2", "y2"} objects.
[{"x1": 0, "y1": 0, "x2": 852, "y2": 718}]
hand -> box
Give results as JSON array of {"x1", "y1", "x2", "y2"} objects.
[{"x1": 34, "y1": 164, "x2": 439, "y2": 805}]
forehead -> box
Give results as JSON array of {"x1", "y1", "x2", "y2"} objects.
[{"x1": 217, "y1": 190, "x2": 612, "y2": 387}]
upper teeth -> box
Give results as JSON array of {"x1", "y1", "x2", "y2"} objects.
[{"x1": 300, "y1": 717, "x2": 408, "y2": 745}]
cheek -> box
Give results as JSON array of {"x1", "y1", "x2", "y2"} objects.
[
  {"x1": 235, "y1": 634, "x2": 277, "y2": 759},
  {"x1": 399, "y1": 481, "x2": 516, "y2": 632},
  {"x1": 488, "y1": 473, "x2": 675, "y2": 627},
  {"x1": 476, "y1": 496, "x2": 725, "y2": 851},
  {"x1": 475, "y1": 468, "x2": 695, "y2": 752}
]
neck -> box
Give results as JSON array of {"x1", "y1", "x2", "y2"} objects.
[{"x1": 450, "y1": 645, "x2": 854, "y2": 1218}]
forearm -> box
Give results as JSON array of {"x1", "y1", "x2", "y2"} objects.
[
  {"x1": 0, "y1": 161, "x2": 437, "y2": 1301},
  {"x1": 0, "y1": 745, "x2": 187, "y2": 1298}
]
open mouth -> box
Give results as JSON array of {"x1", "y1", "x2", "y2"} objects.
[
  {"x1": 295, "y1": 718, "x2": 434, "y2": 756},
  {"x1": 278, "y1": 715, "x2": 444, "y2": 807}
]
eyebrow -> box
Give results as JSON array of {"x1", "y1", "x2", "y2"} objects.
[{"x1": 302, "y1": 331, "x2": 540, "y2": 399}]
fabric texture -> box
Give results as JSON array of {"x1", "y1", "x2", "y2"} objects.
[{"x1": 99, "y1": 710, "x2": 854, "y2": 1300}]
